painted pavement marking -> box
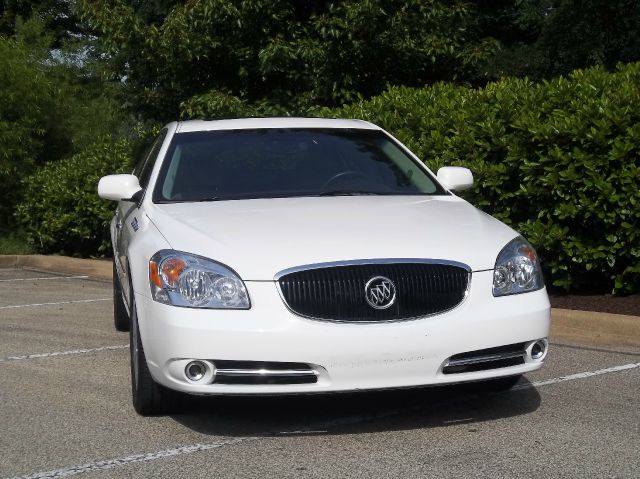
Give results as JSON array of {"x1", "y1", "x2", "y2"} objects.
[{"x1": 7, "y1": 361, "x2": 640, "y2": 479}]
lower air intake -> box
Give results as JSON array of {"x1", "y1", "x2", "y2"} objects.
[
  {"x1": 213, "y1": 360, "x2": 318, "y2": 385},
  {"x1": 442, "y1": 343, "x2": 527, "y2": 374}
]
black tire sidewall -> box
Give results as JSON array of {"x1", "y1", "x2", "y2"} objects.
[
  {"x1": 112, "y1": 259, "x2": 130, "y2": 332},
  {"x1": 129, "y1": 294, "x2": 168, "y2": 415}
]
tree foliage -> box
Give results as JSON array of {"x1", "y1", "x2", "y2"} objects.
[
  {"x1": 77, "y1": 0, "x2": 640, "y2": 122},
  {"x1": 78, "y1": 0, "x2": 497, "y2": 121},
  {"x1": 0, "y1": 0, "x2": 85, "y2": 46},
  {"x1": 485, "y1": 0, "x2": 640, "y2": 79},
  {"x1": 0, "y1": 32, "x2": 55, "y2": 227}
]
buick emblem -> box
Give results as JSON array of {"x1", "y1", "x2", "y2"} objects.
[{"x1": 364, "y1": 276, "x2": 397, "y2": 309}]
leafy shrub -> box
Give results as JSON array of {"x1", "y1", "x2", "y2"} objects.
[
  {"x1": 16, "y1": 138, "x2": 136, "y2": 256},
  {"x1": 323, "y1": 63, "x2": 640, "y2": 293},
  {"x1": 16, "y1": 63, "x2": 639, "y2": 293}
]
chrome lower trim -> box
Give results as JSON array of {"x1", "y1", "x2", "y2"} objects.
[
  {"x1": 445, "y1": 350, "x2": 526, "y2": 368},
  {"x1": 216, "y1": 368, "x2": 319, "y2": 378}
]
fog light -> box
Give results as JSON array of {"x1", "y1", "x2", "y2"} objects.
[
  {"x1": 530, "y1": 340, "x2": 547, "y2": 360},
  {"x1": 185, "y1": 361, "x2": 207, "y2": 381}
]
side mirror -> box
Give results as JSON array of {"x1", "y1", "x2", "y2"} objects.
[
  {"x1": 98, "y1": 174, "x2": 143, "y2": 201},
  {"x1": 436, "y1": 167, "x2": 473, "y2": 192}
]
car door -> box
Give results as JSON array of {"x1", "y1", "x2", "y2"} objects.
[{"x1": 115, "y1": 129, "x2": 168, "y2": 306}]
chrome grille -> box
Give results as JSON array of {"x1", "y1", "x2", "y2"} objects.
[{"x1": 277, "y1": 261, "x2": 470, "y2": 322}]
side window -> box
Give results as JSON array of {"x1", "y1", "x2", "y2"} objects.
[
  {"x1": 136, "y1": 129, "x2": 168, "y2": 189},
  {"x1": 133, "y1": 141, "x2": 154, "y2": 178}
]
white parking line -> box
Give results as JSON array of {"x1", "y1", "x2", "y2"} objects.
[
  {"x1": 7, "y1": 361, "x2": 640, "y2": 479},
  {"x1": 0, "y1": 345, "x2": 129, "y2": 363},
  {"x1": 0, "y1": 298, "x2": 110, "y2": 310},
  {"x1": 518, "y1": 361, "x2": 640, "y2": 389},
  {"x1": 0, "y1": 275, "x2": 89, "y2": 282},
  {"x1": 8, "y1": 439, "x2": 256, "y2": 479}
]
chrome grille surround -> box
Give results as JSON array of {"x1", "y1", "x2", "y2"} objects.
[{"x1": 275, "y1": 259, "x2": 471, "y2": 323}]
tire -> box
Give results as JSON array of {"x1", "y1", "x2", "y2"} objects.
[
  {"x1": 113, "y1": 260, "x2": 130, "y2": 332},
  {"x1": 481, "y1": 374, "x2": 522, "y2": 391},
  {"x1": 130, "y1": 299, "x2": 168, "y2": 415}
]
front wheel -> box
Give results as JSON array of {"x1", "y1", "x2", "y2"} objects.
[{"x1": 130, "y1": 299, "x2": 169, "y2": 415}]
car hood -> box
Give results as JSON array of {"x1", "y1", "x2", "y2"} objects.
[{"x1": 147, "y1": 196, "x2": 518, "y2": 280}]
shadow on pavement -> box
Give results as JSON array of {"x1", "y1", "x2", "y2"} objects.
[{"x1": 169, "y1": 378, "x2": 541, "y2": 437}]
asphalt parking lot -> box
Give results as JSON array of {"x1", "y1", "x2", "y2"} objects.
[{"x1": 1, "y1": 267, "x2": 639, "y2": 479}]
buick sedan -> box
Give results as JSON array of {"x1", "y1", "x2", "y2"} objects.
[{"x1": 98, "y1": 118, "x2": 550, "y2": 415}]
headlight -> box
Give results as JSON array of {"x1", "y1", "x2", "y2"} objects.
[
  {"x1": 149, "y1": 250, "x2": 250, "y2": 309},
  {"x1": 492, "y1": 237, "x2": 544, "y2": 297}
]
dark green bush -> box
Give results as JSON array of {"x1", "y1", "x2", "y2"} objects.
[
  {"x1": 16, "y1": 63, "x2": 639, "y2": 293},
  {"x1": 323, "y1": 63, "x2": 640, "y2": 293},
  {"x1": 16, "y1": 138, "x2": 136, "y2": 256}
]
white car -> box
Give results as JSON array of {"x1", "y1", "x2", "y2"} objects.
[{"x1": 98, "y1": 118, "x2": 550, "y2": 415}]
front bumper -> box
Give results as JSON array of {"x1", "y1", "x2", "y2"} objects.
[{"x1": 135, "y1": 270, "x2": 550, "y2": 395}]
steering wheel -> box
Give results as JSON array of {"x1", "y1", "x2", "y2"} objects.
[{"x1": 321, "y1": 171, "x2": 369, "y2": 190}]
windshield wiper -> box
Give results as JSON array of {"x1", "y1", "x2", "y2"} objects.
[
  {"x1": 194, "y1": 196, "x2": 222, "y2": 202},
  {"x1": 317, "y1": 190, "x2": 382, "y2": 197}
]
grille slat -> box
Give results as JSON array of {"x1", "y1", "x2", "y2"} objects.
[{"x1": 278, "y1": 261, "x2": 470, "y2": 322}]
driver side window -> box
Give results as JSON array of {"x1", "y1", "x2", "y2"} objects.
[{"x1": 134, "y1": 129, "x2": 168, "y2": 189}]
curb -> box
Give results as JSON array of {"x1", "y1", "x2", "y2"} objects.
[
  {"x1": 0, "y1": 255, "x2": 111, "y2": 281},
  {"x1": 550, "y1": 308, "x2": 640, "y2": 353},
  {"x1": 2, "y1": 255, "x2": 639, "y2": 351}
]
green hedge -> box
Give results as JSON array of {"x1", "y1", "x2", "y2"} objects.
[
  {"x1": 16, "y1": 138, "x2": 136, "y2": 256},
  {"x1": 322, "y1": 63, "x2": 640, "y2": 293},
  {"x1": 16, "y1": 63, "x2": 639, "y2": 293}
]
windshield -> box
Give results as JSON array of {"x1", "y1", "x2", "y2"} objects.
[{"x1": 153, "y1": 128, "x2": 447, "y2": 202}]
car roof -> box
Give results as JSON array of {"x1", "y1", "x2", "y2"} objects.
[{"x1": 174, "y1": 117, "x2": 381, "y2": 133}]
